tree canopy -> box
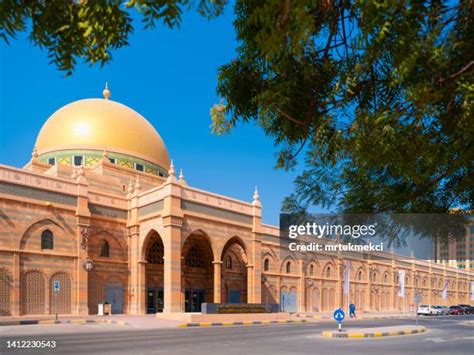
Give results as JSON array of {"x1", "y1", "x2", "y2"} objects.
[
  {"x1": 1, "y1": 0, "x2": 473, "y2": 216},
  {"x1": 212, "y1": 0, "x2": 473, "y2": 215},
  {"x1": 1, "y1": 0, "x2": 225, "y2": 74}
]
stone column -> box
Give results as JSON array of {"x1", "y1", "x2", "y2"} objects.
[
  {"x1": 250, "y1": 187, "x2": 263, "y2": 304},
  {"x1": 75, "y1": 169, "x2": 91, "y2": 316},
  {"x1": 127, "y1": 178, "x2": 143, "y2": 315},
  {"x1": 246, "y1": 264, "x2": 254, "y2": 303},
  {"x1": 298, "y1": 260, "x2": 305, "y2": 312},
  {"x1": 366, "y1": 263, "x2": 372, "y2": 312},
  {"x1": 162, "y1": 217, "x2": 183, "y2": 313},
  {"x1": 162, "y1": 168, "x2": 184, "y2": 313},
  {"x1": 213, "y1": 261, "x2": 222, "y2": 303}
]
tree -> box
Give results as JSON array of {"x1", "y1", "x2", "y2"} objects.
[
  {"x1": 2, "y1": 1, "x2": 473, "y2": 218},
  {"x1": 211, "y1": 0, "x2": 473, "y2": 217},
  {"x1": 0, "y1": 0, "x2": 225, "y2": 75}
]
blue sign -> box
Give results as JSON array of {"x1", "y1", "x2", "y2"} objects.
[
  {"x1": 53, "y1": 281, "x2": 60, "y2": 292},
  {"x1": 333, "y1": 308, "x2": 345, "y2": 322}
]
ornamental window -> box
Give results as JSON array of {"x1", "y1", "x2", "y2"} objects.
[
  {"x1": 147, "y1": 240, "x2": 164, "y2": 264},
  {"x1": 185, "y1": 246, "x2": 206, "y2": 268},
  {"x1": 225, "y1": 255, "x2": 232, "y2": 269},
  {"x1": 264, "y1": 258, "x2": 269, "y2": 272},
  {"x1": 100, "y1": 240, "x2": 110, "y2": 257},
  {"x1": 73, "y1": 155, "x2": 83, "y2": 166},
  {"x1": 41, "y1": 230, "x2": 54, "y2": 250}
]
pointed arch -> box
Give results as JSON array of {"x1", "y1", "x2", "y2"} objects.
[
  {"x1": 306, "y1": 258, "x2": 319, "y2": 276},
  {"x1": 89, "y1": 230, "x2": 126, "y2": 261},
  {"x1": 322, "y1": 261, "x2": 336, "y2": 278},
  {"x1": 279, "y1": 255, "x2": 297, "y2": 274},
  {"x1": 183, "y1": 229, "x2": 217, "y2": 262},
  {"x1": 19, "y1": 218, "x2": 68, "y2": 250}
]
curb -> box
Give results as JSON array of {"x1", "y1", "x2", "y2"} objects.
[
  {"x1": 322, "y1": 326, "x2": 426, "y2": 338},
  {"x1": 0, "y1": 319, "x2": 128, "y2": 327},
  {"x1": 296, "y1": 315, "x2": 412, "y2": 321},
  {"x1": 178, "y1": 319, "x2": 307, "y2": 328}
]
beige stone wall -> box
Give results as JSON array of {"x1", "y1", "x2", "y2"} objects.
[{"x1": 1, "y1": 161, "x2": 472, "y2": 318}]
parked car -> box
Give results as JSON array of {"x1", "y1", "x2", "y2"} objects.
[
  {"x1": 457, "y1": 304, "x2": 474, "y2": 314},
  {"x1": 417, "y1": 304, "x2": 437, "y2": 315},
  {"x1": 432, "y1": 305, "x2": 449, "y2": 315},
  {"x1": 448, "y1": 305, "x2": 464, "y2": 315}
]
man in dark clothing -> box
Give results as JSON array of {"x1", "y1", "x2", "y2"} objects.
[{"x1": 349, "y1": 302, "x2": 356, "y2": 318}]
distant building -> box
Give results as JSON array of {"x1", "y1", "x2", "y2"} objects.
[{"x1": 436, "y1": 219, "x2": 474, "y2": 270}]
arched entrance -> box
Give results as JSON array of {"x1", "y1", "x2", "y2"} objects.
[
  {"x1": 182, "y1": 232, "x2": 214, "y2": 312},
  {"x1": 144, "y1": 230, "x2": 164, "y2": 314},
  {"x1": 221, "y1": 237, "x2": 247, "y2": 304}
]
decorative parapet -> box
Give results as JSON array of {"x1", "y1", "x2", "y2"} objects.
[
  {"x1": 0, "y1": 164, "x2": 76, "y2": 196},
  {"x1": 261, "y1": 224, "x2": 280, "y2": 237},
  {"x1": 89, "y1": 189, "x2": 128, "y2": 210},
  {"x1": 181, "y1": 185, "x2": 254, "y2": 216}
]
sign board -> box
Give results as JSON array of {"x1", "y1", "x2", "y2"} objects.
[
  {"x1": 333, "y1": 308, "x2": 345, "y2": 322},
  {"x1": 202, "y1": 303, "x2": 278, "y2": 314},
  {"x1": 414, "y1": 294, "x2": 422, "y2": 303},
  {"x1": 53, "y1": 281, "x2": 60, "y2": 293}
]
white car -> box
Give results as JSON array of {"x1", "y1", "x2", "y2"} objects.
[
  {"x1": 432, "y1": 306, "x2": 449, "y2": 315},
  {"x1": 417, "y1": 304, "x2": 437, "y2": 315}
]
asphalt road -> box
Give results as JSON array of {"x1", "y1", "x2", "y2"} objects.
[{"x1": 1, "y1": 315, "x2": 473, "y2": 355}]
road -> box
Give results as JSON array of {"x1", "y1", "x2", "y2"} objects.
[{"x1": 1, "y1": 315, "x2": 473, "y2": 354}]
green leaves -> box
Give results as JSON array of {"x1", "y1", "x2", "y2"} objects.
[
  {"x1": 213, "y1": 0, "x2": 473, "y2": 215},
  {"x1": 1, "y1": 0, "x2": 226, "y2": 75}
]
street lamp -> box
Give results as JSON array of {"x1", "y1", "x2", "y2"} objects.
[{"x1": 83, "y1": 259, "x2": 95, "y2": 272}]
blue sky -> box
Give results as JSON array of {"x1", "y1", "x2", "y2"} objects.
[{"x1": 0, "y1": 7, "x2": 311, "y2": 225}]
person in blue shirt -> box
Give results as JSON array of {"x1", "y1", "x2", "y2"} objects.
[{"x1": 349, "y1": 302, "x2": 356, "y2": 318}]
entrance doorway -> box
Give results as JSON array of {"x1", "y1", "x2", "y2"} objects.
[
  {"x1": 147, "y1": 287, "x2": 164, "y2": 314},
  {"x1": 105, "y1": 284, "x2": 123, "y2": 314},
  {"x1": 228, "y1": 290, "x2": 241, "y2": 304},
  {"x1": 185, "y1": 289, "x2": 205, "y2": 312}
]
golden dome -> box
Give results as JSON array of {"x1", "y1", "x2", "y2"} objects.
[{"x1": 35, "y1": 96, "x2": 170, "y2": 171}]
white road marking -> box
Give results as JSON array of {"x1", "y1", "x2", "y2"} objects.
[{"x1": 424, "y1": 336, "x2": 474, "y2": 343}]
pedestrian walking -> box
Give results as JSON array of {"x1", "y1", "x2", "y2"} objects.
[{"x1": 349, "y1": 302, "x2": 356, "y2": 318}]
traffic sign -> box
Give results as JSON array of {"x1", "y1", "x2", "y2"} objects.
[
  {"x1": 414, "y1": 294, "x2": 422, "y2": 303},
  {"x1": 53, "y1": 281, "x2": 60, "y2": 293},
  {"x1": 333, "y1": 308, "x2": 345, "y2": 322}
]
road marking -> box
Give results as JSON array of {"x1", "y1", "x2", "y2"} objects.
[{"x1": 424, "y1": 336, "x2": 474, "y2": 343}]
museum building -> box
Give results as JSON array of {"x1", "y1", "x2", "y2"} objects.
[{"x1": 0, "y1": 85, "x2": 472, "y2": 317}]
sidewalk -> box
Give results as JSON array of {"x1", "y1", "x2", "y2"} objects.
[
  {"x1": 0, "y1": 314, "x2": 181, "y2": 329},
  {"x1": 292, "y1": 311, "x2": 415, "y2": 321},
  {"x1": 0, "y1": 311, "x2": 415, "y2": 329}
]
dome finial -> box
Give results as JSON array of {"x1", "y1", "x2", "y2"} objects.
[
  {"x1": 178, "y1": 168, "x2": 187, "y2": 186},
  {"x1": 103, "y1": 82, "x2": 111, "y2": 100},
  {"x1": 252, "y1": 186, "x2": 261, "y2": 206},
  {"x1": 166, "y1": 159, "x2": 177, "y2": 183},
  {"x1": 169, "y1": 160, "x2": 175, "y2": 177}
]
